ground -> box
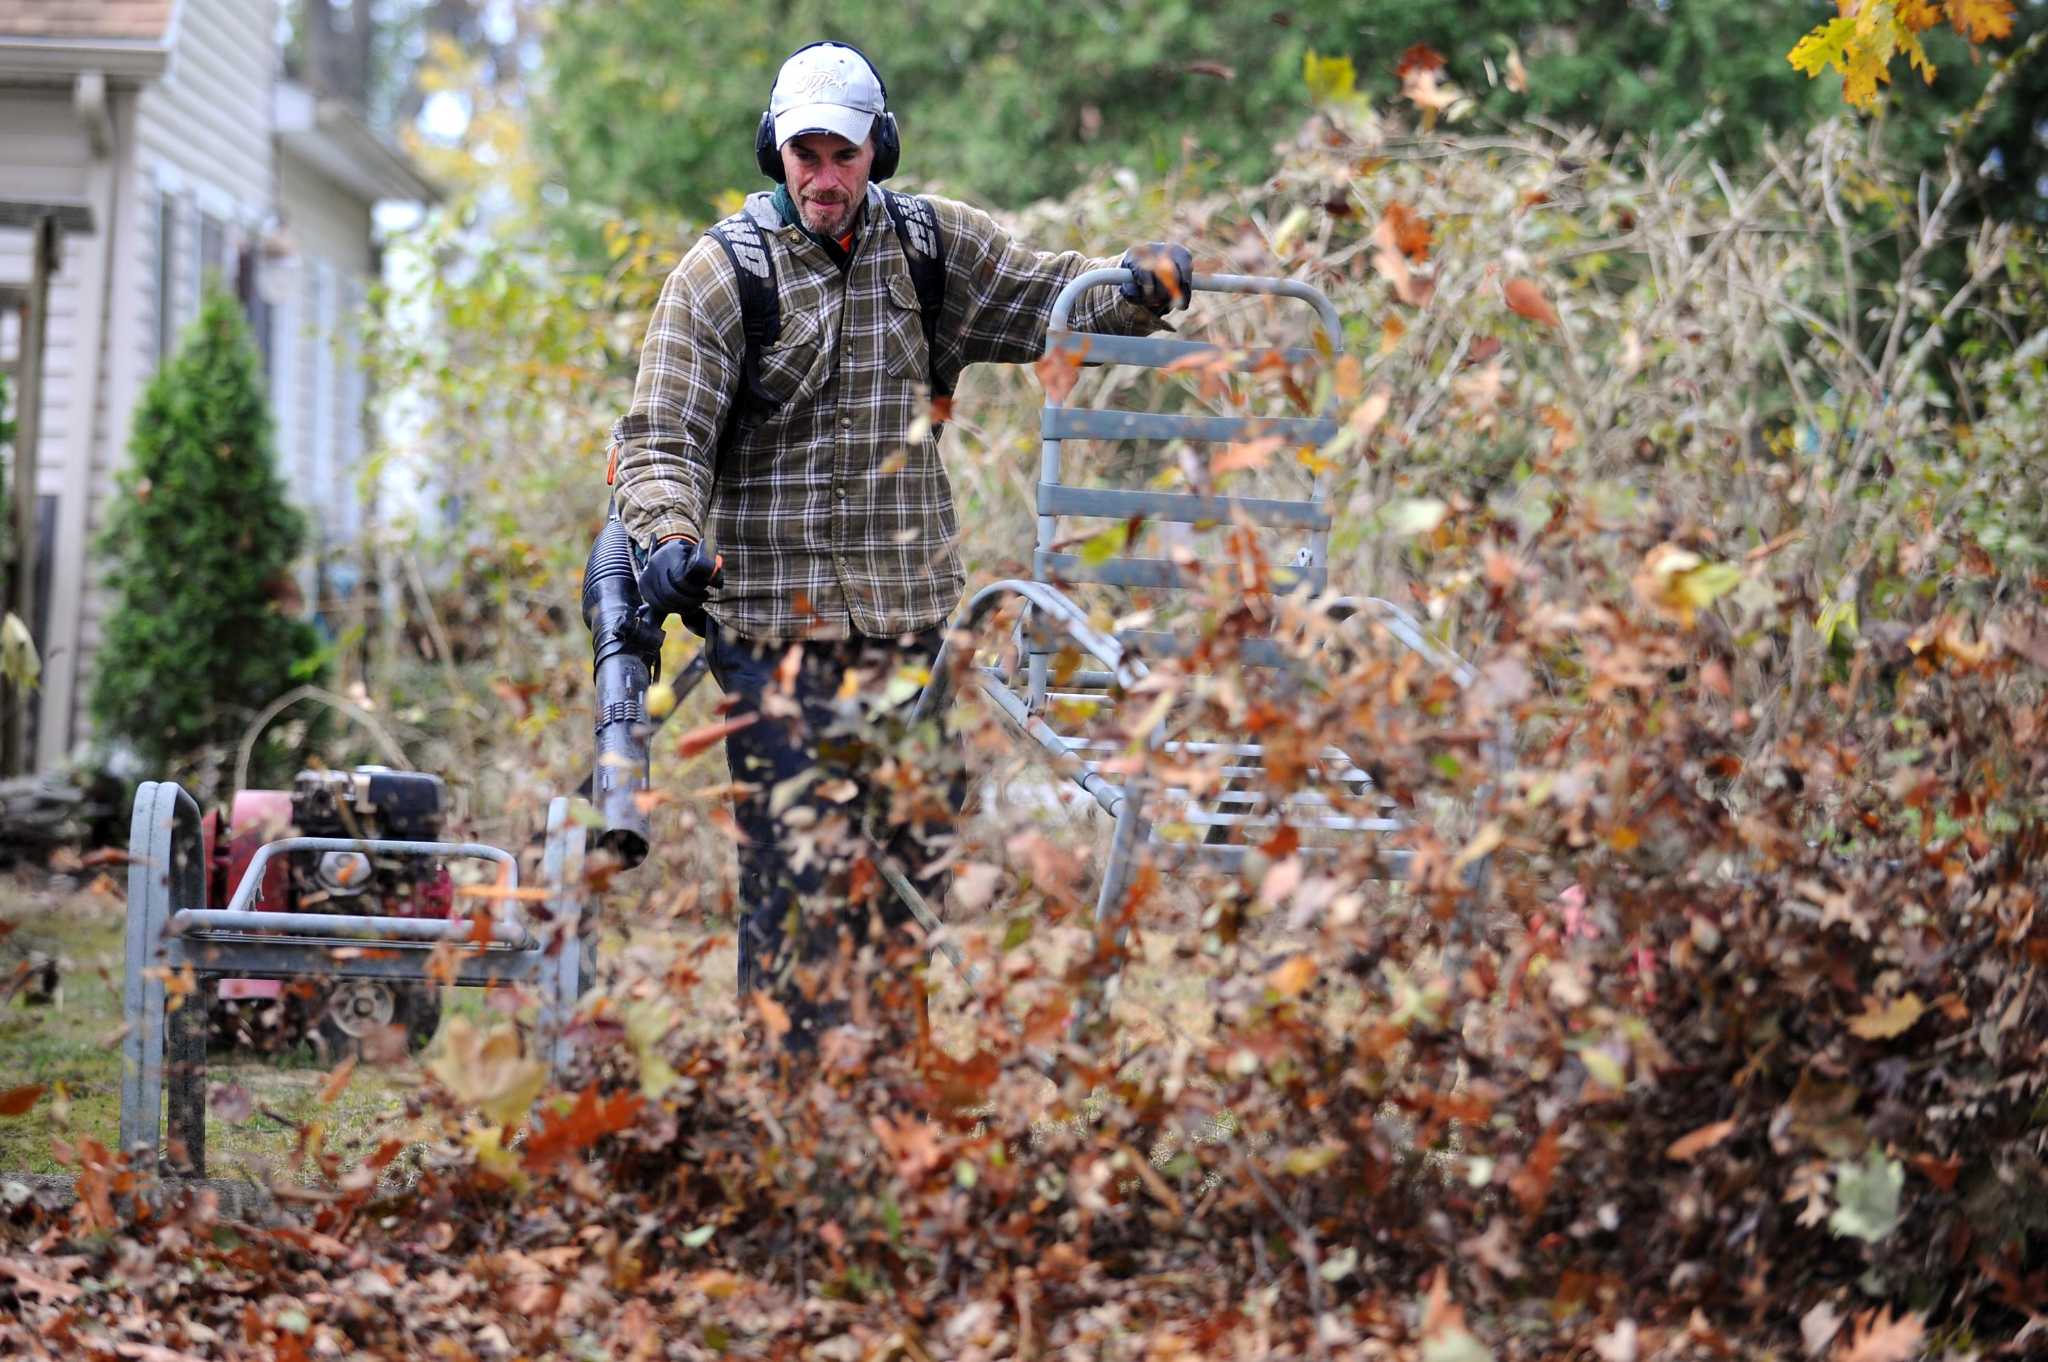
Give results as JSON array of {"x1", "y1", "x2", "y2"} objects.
[{"x1": 0, "y1": 863, "x2": 1225, "y2": 1183}]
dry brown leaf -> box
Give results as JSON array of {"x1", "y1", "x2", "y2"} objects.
[{"x1": 1846, "y1": 992, "x2": 1925, "y2": 1040}]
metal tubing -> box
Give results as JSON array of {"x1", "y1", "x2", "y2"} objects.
[
  {"x1": 166, "y1": 937, "x2": 554, "y2": 988},
  {"x1": 1042, "y1": 331, "x2": 1325, "y2": 371},
  {"x1": 225, "y1": 837, "x2": 517, "y2": 915},
  {"x1": 1046, "y1": 268, "x2": 1344, "y2": 343},
  {"x1": 174, "y1": 908, "x2": 532, "y2": 946},
  {"x1": 1035, "y1": 482, "x2": 1331, "y2": 531},
  {"x1": 540, "y1": 796, "x2": 585, "y2": 1074},
  {"x1": 1042, "y1": 406, "x2": 1337, "y2": 446}
]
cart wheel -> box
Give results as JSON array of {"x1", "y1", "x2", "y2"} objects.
[{"x1": 315, "y1": 980, "x2": 441, "y2": 1061}]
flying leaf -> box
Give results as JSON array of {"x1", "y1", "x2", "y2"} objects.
[
  {"x1": 1828, "y1": 1146, "x2": 1902, "y2": 1243},
  {"x1": 676, "y1": 713, "x2": 758, "y2": 760},
  {"x1": 1302, "y1": 50, "x2": 1357, "y2": 105},
  {"x1": 429, "y1": 1015, "x2": 546, "y2": 1129},
  {"x1": 1832, "y1": 1306, "x2": 1925, "y2": 1362},
  {"x1": 753, "y1": 992, "x2": 791, "y2": 1041},
  {"x1": 1665, "y1": 1119, "x2": 1736, "y2": 1162},
  {"x1": 0, "y1": 1084, "x2": 44, "y2": 1117},
  {"x1": 1385, "y1": 497, "x2": 1448, "y2": 536},
  {"x1": 1267, "y1": 952, "x2": 1316, "y2": 998},
  {"x1": 1033, "y1": 347, "x2": 1083, "y2": 406},
  {"x1": 0, "y1": 613, "x2": 39, "y2": 692},
  {"x1": 1383, "y1": 201, "x2": 1432, "y2": 261},
  {"x1": 1846, "y1": 992, "x2": 1925, "y2": 1040},
  {"x1": 317, "y1": 1055, "x2": 357, "y2": 1106},
  {"x1": 1504, "y1": 277, "x2": 1558, "y2": 327}
]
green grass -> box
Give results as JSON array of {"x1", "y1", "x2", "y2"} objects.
[{"x1": 0, "y1": 880, "x2": 442, "y2": 1180}]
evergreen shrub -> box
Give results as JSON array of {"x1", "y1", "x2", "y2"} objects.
[{"x1": 90, "y1": 288, "x2": 326, "y2": 785}]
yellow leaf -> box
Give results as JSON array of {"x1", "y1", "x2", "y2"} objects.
[
  {"x1": 1302, "y1": 50, "x2": 1356, "y2": 106},
  {"x1": 1673, "y1": 561, "x2": 1743, "y2": 610},
  {"x1": 1788, "y1": 17, "x2": 1857, "y2": 78},
  {"x1": 1841, "y1": 39, "x2": 1892, "y2": 108},
  {"x1": 1847, "y1": 992, "x2": 1926, "y2": 1040}
]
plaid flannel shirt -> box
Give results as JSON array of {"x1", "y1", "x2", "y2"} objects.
[{"x1": 609, "y1": 185, "x2": 1163, "y2": 641}]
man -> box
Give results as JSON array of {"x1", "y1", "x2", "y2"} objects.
[{"x1": 608, "y1": 40, "x2": 1193, "y2": 1052}]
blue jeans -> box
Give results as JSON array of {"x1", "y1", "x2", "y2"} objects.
[{"x1": 704, "y1": 620, "x2": 961, "y2": 1050}]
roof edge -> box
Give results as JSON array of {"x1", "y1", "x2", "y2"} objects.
[{"x1": 0, "y1": 36, "x2": 172, "y2": 83}]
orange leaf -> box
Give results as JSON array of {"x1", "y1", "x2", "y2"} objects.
[
  {"x1": 753, "y1": 991, "x2": 791, "y2": 1041},
  {"x1": 522, "y1": 1084, "x2": 645, "y2": 1172},
  {"x1": 1034, "y1": 346, "x2": 1084, "y2": 406},
  {"x1": 1383, "y1": 200, "x2": 1432, "y2": 261},
  {"x1": 1504, "y1": 277, "x2": 1559, "y2": 327},
  {"x1": 0, "y1": 1084, "x2": 45, "y2": 1116},
  {"x1": 1947, "y1": 0, "x2": 2014, "y2": 43},
  {"x1": 1394, "y1": 43, "x2": 1446, "y2": 79},
  {"x1": 1833, "y1": 1306, "x2": 1925, "y2": 1362},
  {"x1": 1665, "y1": 1118, "x2": 1736, "y2": 1162},
  {"x1": 676, "y1": 713, "x2": 759, "y2": 760},
  {"x1": 317, "y1": 1056, "x2": 357, "y2": 1106}
]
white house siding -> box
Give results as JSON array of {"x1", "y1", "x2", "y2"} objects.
[
  {"x1": 0, "y1": 90, "x2": 92, "y2": 499},
  {"x1": 276, "y1": 152, "x2": 375, "y2": 554},
  {"x1": 43, "y1": 0, "x2": 278, "y2": 764}
]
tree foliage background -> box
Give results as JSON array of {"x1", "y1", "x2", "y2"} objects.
[{"x1": 534, "y1": 0, "x2": 2048, "y2": 223}]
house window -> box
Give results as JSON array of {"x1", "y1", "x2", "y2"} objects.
[
  {"x1": 198, "y1": 213, "x2": 226, "y2": 295},
  {"x1": 237, "y1": 245, "x2": 273, "y2": 386},
  {"x1": 154, "y1": 193, "x2": 176, "y2": 365}
]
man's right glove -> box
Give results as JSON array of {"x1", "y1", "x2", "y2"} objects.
[
  {"x1": 1120, "y1": 242, "x2": 1195, "y2": 315},
  {"x1": 637, "y1": 535, "x2": 723, "y2": 637}
]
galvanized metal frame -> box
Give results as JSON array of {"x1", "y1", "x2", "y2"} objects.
[
  {"x1": 118, "y1": 782, "x2": 587, "y2": 1174},
  {"x1": 914, "y1": 269, "x2": 1495, "y2": 1024}
]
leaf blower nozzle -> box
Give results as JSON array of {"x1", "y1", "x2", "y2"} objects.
[{"x1": 582, "y1": 514, "x2": 662, "y2": 868}]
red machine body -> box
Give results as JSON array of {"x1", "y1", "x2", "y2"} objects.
[{"x1": 200, "y1": 768, "x2": 453, "y2": 1051}]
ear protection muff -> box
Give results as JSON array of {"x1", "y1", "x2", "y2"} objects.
[{"x1": 756, "y1": 41, "x2": 900, "y2": 183}]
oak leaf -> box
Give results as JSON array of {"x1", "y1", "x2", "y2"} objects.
[
  {"x1": 1947, "y1": 0, "x2": 2014, "y2": 42},
  {"x1": 1846, "y1": 992, "x2": 1924, "y2": 1040}
]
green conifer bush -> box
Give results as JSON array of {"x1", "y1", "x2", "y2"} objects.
[{"x1": 90, "y1": 288, "x2": 325, "y2": 782}]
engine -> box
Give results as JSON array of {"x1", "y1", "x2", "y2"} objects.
[{"x1": 284, "y1": 766, "x2": 452, "y2": 918}]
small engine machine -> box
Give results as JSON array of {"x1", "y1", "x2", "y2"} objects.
[{"x1": 205, "y1": 766, "x2": 453, "y2": 1057}]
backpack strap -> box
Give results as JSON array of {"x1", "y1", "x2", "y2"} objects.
[
  {"x1": 880, "y1": 188, "x2": 952, "y2": 398},
  {"x1": 704, "y1": 210, "x2": 781, "y2": 439}
]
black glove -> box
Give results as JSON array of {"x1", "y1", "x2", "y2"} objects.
[
  {"x1": 1119, "y1": 242, "x2": 1195, "y2": 314},
  {"x1": 637, "y1": 536, "x2": 723, "y2": 637}
]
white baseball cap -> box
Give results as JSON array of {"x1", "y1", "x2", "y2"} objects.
[{"x1": 769, "y1": 43, "x2": 885, "y2": 149}]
